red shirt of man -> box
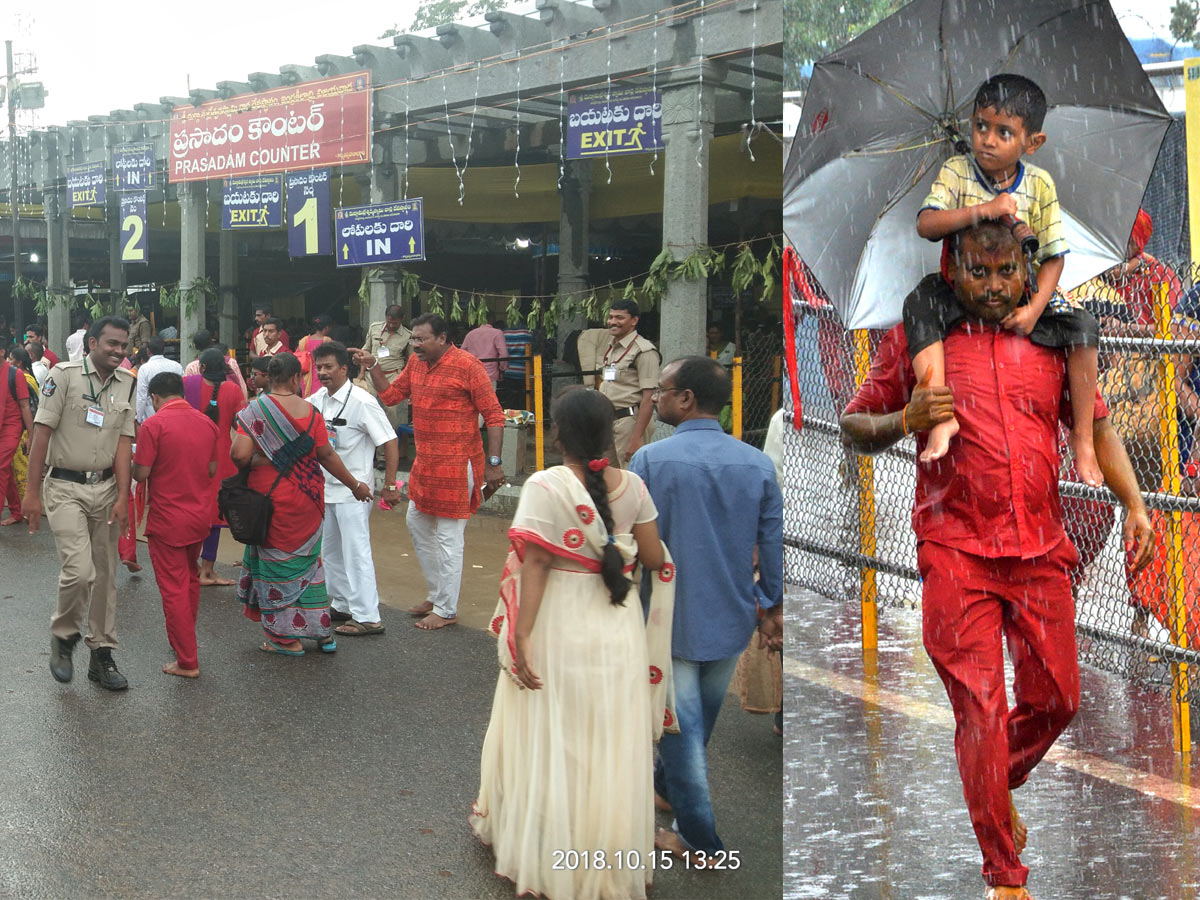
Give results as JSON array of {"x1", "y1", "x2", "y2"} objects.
[
  {"x1": 133, "y1": 377, "x2": 219, "y2": 678},
  {"x1": 840, "y1": 222, "x2": 1152, "y2": 894}
]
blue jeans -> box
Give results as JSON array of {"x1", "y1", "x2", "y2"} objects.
[{"x1": 654, "y1": 654, "x2": 740, "y2": 853}]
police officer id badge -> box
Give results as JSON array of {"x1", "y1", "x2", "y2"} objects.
[
  {"x1": 86, "y1": 406, "x2": 106, "y2": 427},
  {"x1": 603, "y1": 365, "x2": 618, "y2": 381}
]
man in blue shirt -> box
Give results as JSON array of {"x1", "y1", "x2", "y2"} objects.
[{"x1": 629, "y1": 355, "x2": 784, "y2": 863}]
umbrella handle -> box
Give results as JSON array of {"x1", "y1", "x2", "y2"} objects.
[{"x1": 999, "y1": 214, "x2": 1040, "y2": 260}]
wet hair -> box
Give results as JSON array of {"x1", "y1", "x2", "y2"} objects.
[
  {"x1": 88, "y1": 316, "x2": 130, "y2": 344},
  {"x1": 8, "y1": 345, "x2": 32, "y2": 373},
  {"x1": 133, "y1": 346, "x2": 150, "y2": 368},
  {"x1": 267, "y1": 351, "x2": 302, "y2": 384},
  {"x1": 610, "y1": 299, "x2": 640, "y2": 318},
  {"x1": 25, "y1": 323, "x2": 45, "y2": 337},
  {"x1": 146, "y1": 335, "x2": 166, "y2": 356},
  {"x1": 385, "y1": 304, "x2": 404, "y2": 319},
  {"x1": 197, "y1": 348, "x2": 228, "y2": 422},
  {"x1": 550, "y1": 388, "x2": 628, "y2": 606},
  {"x1": 73, "y1": 311, "x2": 93, "y2": 331},
  {"x1": 263, "y1": 317, "x2": 282, "y2": 332},
  {"x1": 25, "y1": 340, "x2": 43, "y2": 361},
  {"x1": 411, "y1": 313, "x2": 448, "y2": 339},
  {"x1": 974, "y1": 74, "x2": 1047, "y2": 133},
  {"x1": 312, "y1": 340, "x2": 349, "y2": 369},
  {"x1": 192, "y1": 329, "x2": 212, "y2": 351},
  {"x1": 311, "y1": 314, "x2": 332, "y2": 333},
  {"x1": 669, "y1": 356, "x2": 732, "y2": 415},
  {"x1": 148, "y1": 371, "x2": 184, "y2": 399},
  {"x1": 949, "y1": 219, "x2": 1020, "y2": 260},
  {"x1": 254, "y1": 305, "x2": 271, "y2": 316},
  {"x1": 493, "y1": 320, "x2": 506, "y2": 330},
  {"x1": 250, "y1": 356, "x2": 271, "y2": 374}
]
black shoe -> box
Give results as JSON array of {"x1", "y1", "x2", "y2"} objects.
[
  {"x1": 87, "y1": 648, "x2": 129, "y2": 691},
  {"x1": 50, "y1": 634, "x2": 81, "y2": 683},
  {"x1": 330, "y1": 608, "x2": 353, "y2": 622}
]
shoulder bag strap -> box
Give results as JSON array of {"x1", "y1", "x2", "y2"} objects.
[{"x1": 259, "y1": 398, "x2": 316, "y2": 500}]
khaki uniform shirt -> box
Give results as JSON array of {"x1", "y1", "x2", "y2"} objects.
[
  {"x1": 597, "y1": 331, "x2": 659, "y2": 410},
  {"x1": 128, "y1": 314, "x2": 152, "y2": 352},
  {"x1": 35, "y1": 359, "x2": 137, "y2": 471},
  {"x1": 365, "y1": 321, "x2": 413, "y2": 375}
]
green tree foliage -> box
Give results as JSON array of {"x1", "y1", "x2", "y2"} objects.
[
  {"x1": 1171, "y1": 1, "x2": 1200, "y2": 43},
  {"x1": 784, "y1": 0, "x2": 906, "y2": 91},
  {"x1": 380, "y1": 0, "x2": 507, "y2": 39}
]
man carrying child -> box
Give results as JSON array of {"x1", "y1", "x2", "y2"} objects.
[{"x1": 841, "y1": 220, "x2": 1153, "y2": 899}]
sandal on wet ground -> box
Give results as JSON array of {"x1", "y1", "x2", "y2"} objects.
[
  {"x1": 260, "y1": 640, "x2": 305, "y2": 656},
  {"x1": 334, "y1": 620, "x2": 386, "y2": 636},
  {"x1": 318, "y1": 636, "x2": 338, "y2": 653}
]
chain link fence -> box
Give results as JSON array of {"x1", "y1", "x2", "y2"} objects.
[{"x1": 782, "y1": 259, "x2": 1200, "y2": 746}]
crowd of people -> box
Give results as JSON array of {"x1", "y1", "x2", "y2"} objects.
[{"x1": 0, "y1": 293, "x2": 783, "y2": 900}]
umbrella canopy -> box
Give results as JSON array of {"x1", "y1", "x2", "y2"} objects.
[{"x1": 782, "y1": 0, "x2": 1172, "y2": 330}]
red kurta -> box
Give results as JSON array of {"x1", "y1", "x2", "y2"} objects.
[
  {"x1": 133, "y1": 400, "x2": 220, "y2": 546},
  {"x1": 844, "y1": 323, "x2": 1109, "y2": 559},
  {"x1": 379, "y1": 345, "x2": 505, "y2": 519}
]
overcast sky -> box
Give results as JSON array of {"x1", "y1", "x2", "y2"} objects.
[
  {"x1": 0, "y1": 0, "x2": 1187, "y2": 131},
  {"x1": 3, "y1": 0, "x2": 421, "y2": 130}
]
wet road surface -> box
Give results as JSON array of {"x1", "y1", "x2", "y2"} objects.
[
  {"x1": 784, "y1": 587, "x2": 1200, "y2": 900},
  {"x1": 0, "y1": 510, "x2": 781, "y2": 899}
]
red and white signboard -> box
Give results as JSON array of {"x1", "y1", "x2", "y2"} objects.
[{"x1": 169, "y1": 72, "x2": 371, "y2": 182}]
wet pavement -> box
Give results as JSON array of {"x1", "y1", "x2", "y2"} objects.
[
  {"x1": 0, "y1": 509, "x2": 781, "y2": 899},
  {"x1": 784, "y1": 587, "x2": 1200, "y2": 900}
]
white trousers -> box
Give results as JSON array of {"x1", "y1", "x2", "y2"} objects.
[
  {"x1": 322, "y1": 501, "x2": 381, "y2": 623},
  {"x1": 406, "y1": 502, "x2": 468, "y2": 619}
]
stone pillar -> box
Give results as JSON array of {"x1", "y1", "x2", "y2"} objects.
[
  {"x1": 364, "y1": 163, "x2": 400, "y2": 326},
  {"x1": 45, "y1": 188, "x2": 71, "y2": 359},
  {"x1": 107, "y1": 194, "x2": 126, "y2": 316},
  {"x1": 178, "y1": 181, "x2": 207, "y2": 366},
  {"x1": 557, "y1": 159, "x2": 591, "y2": 346},
  {"x1": 658, "y1": 63, "x2": 718, "y2": 366},
  {"x1": 218, "y1": 230, "x2": 238, "y2": 349}
]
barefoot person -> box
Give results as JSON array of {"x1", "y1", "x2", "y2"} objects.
[
  {"x1": 132, "y1": 372, "x2": 219, "y2": 678},
  {"x1": 183, "y1": 348, "x2": 247, "y2": 586},
  {"x1": 354, "y1": 314, "x2": 505, "y2": 631},
  {"x1": 840, "y1": 221, "x2": 1154, "y2": 899}
]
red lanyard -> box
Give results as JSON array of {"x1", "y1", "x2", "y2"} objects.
[{"x1": 604, "y1": 337, "x2": 636, "y2": 366}]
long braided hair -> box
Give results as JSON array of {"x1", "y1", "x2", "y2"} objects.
[
  {"x1": 551, "y1": 389, "x2": 628, "y2": 606},
  {"x1": 198, "y1": 347, "x2": 228, "y2": 424}
]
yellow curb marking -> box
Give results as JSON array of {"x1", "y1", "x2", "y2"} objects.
[{"x1": 785, "y1": 658, "x2": 1198, "y2": 811}]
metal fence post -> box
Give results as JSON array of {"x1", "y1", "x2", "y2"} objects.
[
  {"x1": 534, "y1": 353, "x2": 545, "y2": 472},
  {"x1": 1154, "y1": 282, "x2": 1192, "y2": 753},
  {"x1": 523, "y1": 343, "x2": 532, "y2": 412},
  {"x1": 853, "y1": 329, "x2": 878, "y2": 652},
  {"x1": 732, "y1": 356, "x2": 744, "y2": 440}
]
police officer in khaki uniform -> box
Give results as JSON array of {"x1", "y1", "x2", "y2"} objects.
[
  {"x1": 22, "y1": 316, "x2": 136, "y2": 690},
  {"x1": 362, "y1": 304, "x2": 414, "y2": 454},
  {"x1": 597, "y1": 299, "x2": 659, "y2": 467}
]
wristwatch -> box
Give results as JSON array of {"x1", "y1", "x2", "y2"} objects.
[{"x1": 487, "y1": 455, "x2": 503, "y2": 467}]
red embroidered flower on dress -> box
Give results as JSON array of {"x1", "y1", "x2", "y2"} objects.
[
  {"x1": 649, "y1": 665, "x2": 663, "y2": 685},
  {"x1": 664, "y1": 709, "x2": 675, "y2": 728},
  {"x1": 491, "y1": 615, "x2": 504, "y2": 635},
  {"x1": 563, "y1": 528, "x2": 585, "y2": 549},
  {"x1": 252, "y1": 420, "x2": 266, "y2": 435},
  {"x1": 576, "y1": 505, "x2": 595, "y2": 525},
  {"x1": 658, "y1": 563, "x2": 675, "y2": 583},
  {"x1": 293, "y1": 612, "x2": 307, "y2": 628}
]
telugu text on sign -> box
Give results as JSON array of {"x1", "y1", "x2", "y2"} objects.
[
  {"x1": 334, "y1": 199, "x2": 424, "y2": 268},
  {"x1": 67, "y1": 162, "x2": 105, "y2": 208},
  {"x1": 222, "y1": 174, "x2": 283, "y2": 230},
  {"x1": 287, "y1": 168, "x2": 332, "y2": 257},
  {"x1": 566, "y1": 87, "x2": 663, "y2": 159},
  {"x1": 169, "y1": 73, "x2": 371, "y2": 182},
  {"x1": 114, "y1": 143, "x2": 155, "y2": 191}
]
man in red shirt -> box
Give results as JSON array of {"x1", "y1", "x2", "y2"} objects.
[
  {"x1": 0, "y1": 358, "x2": 34, "y2": 525},
  {"x1": 24, "y1": 323, "x2": 59, "y2": 368},
  {"x1": 355, "y1": 313, "x2": 505, "y2": 630},
  {"x1": 840, "y1": 221, "x2": 1154, "y2": 899},
  {"x1": 460, "y1": 319, "x2": 510, "y2": 387},
  {"x1": 132, "y1": 371, "x2": 219, "y2": 678}
]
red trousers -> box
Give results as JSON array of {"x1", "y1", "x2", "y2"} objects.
[
  {"x1": 917, "y1": 539, "x2": 1081, "y2": 888},
  {"x1": 118, "y1": 492, "x2": 138, "y2": 564},
  {"x1": 147, "y1": 539, "x2": 202, "y2": 670},
  {"x1": 0, "y1": 423, "x2": 21, "y2": 518}
]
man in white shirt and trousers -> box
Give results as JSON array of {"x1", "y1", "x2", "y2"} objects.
[{"x1": 308, "y1": 342, "x2": 400, "y2": 635}]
